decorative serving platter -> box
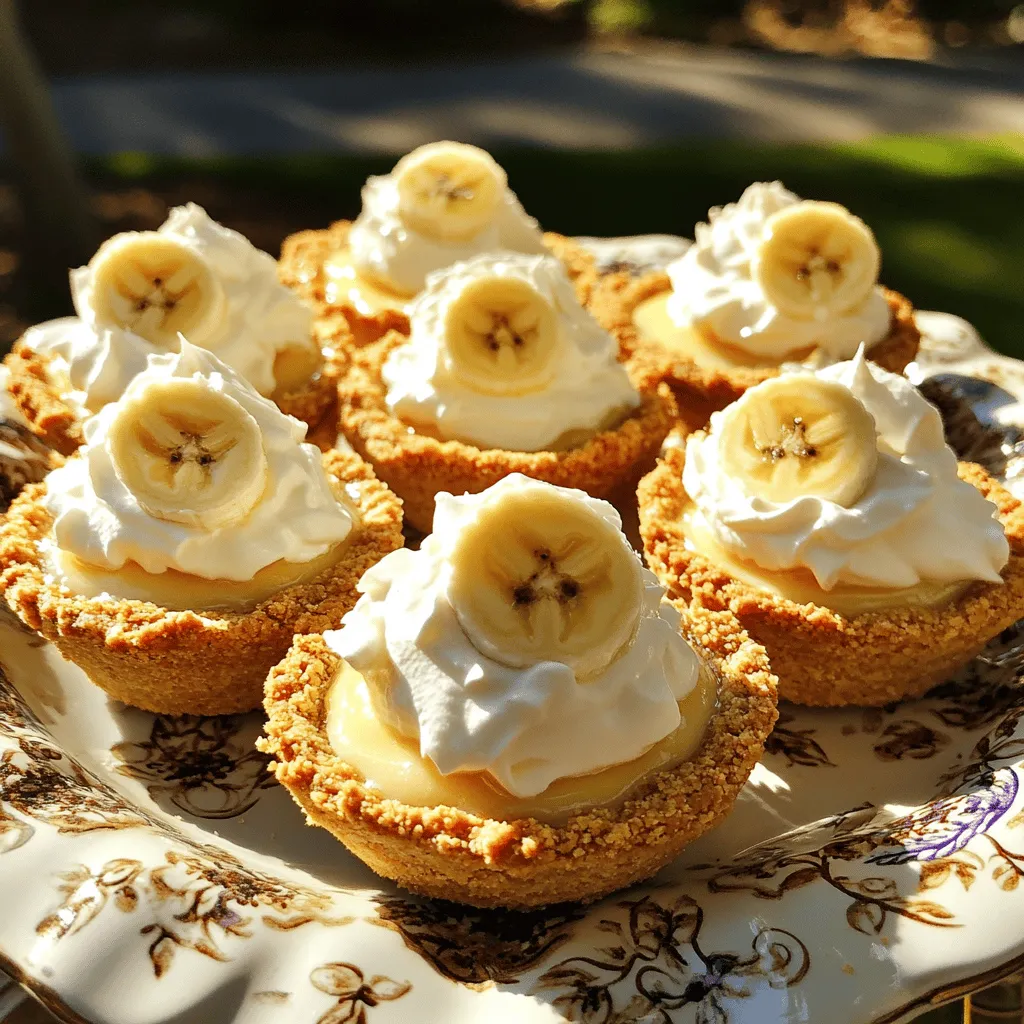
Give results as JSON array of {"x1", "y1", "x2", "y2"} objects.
[{"x1": 2, "y1": 237, "x2": 1024, "y2": 1024}]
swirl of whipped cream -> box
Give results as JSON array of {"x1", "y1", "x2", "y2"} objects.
[
  {"x1": 684, "y1": 349, "x2": 1009, "y2": 589},
  {"x1": 328, "y1": 476, "x2": 700, "y2": 798},
  {"x1": 349, "y1": 167, "x2": 545, "y2": 296},
  {"x1": 44, "y1": 342, "x2": 353, "y2": 582},
  {"x1": 666, "y1": 181, "x2": 891, "y2": 361},
  {"x1": 20, "y1": 317, "x2": 155, "y2": 415},
  {"x1": 382, "y1": 252, "x2": 640, "y2": 452},
  {"x1": 54, "y1": 203, "x2": 315, "y2": 401}
]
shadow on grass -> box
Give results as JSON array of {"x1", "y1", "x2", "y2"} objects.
[{"x1": 81, "y1": 134, "x2": 1024, "y2": 360}]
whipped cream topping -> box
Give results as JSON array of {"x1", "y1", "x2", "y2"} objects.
[
  {"x1": 25, "y1": 204, "x2": 317, "y2": 407},
  {"x1": 44, "y1": 342, "x2": 353, "y2": 582},
  {"x1": 349, "y1": 164, "x2": 545, "y2": 296},
  {"x1": 684, "y1": 350, "x2": 1009, "y2": 589},
  {"x1": 327, "y1": 476, "x2": 700, "y2": 798},
  {"x1": 20, "y1": 317, "x2": 155, "y2": 415},
  {"x1": 666, "y1": 181, "x2": 891, "y2": 361},
  {"x1": 383, "y1": 252, "x2": 640, "y2": 452}
]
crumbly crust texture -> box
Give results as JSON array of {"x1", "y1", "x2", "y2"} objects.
[
  {"x1": 0, "y1": 449, "x2": 404, "y2": 716},
  {"x1": 590, "y1": 272, "x2": 921, "y2": 430},
  {"x1": 639, "y1": 447, "x2": 1024, "y2": 707},
  {"x1": 4, "y1": 344, "x2": 85, "y2": 455},
  {"x1": 277, "y1": 221, "x2": 600, "y2": 353},
  {"x1": 4, "y1": 336, "x2": 338, "y2": 456},
  {"x1": 337, "y1": 332, "x2": 678, "y2": 532},
  {"x1": 259, "y1": 604, "x2": 778, "y2": 909}
]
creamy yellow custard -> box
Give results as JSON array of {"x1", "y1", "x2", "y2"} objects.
[
  {"x1": 633, "y1": 292, "x2": 815, "y2": 371},
  {"x1": 325, "y1": 658, "x2": 718, "y2": 825},
  {"x1": 322, "y1": 248, "x2": 415, "y2": 315},
  {"x1": 44, "y1": 535, "x2": 353, "y2": 613},
  {"x1": 680, "y1": 503, "x2": 969, "y2": 617},
  {"x1": 272, "y1": 344, "x2": 324, "y2": 396},
  {"x1": 394, "y1": 406, "x2": 633, "y2": 454}
]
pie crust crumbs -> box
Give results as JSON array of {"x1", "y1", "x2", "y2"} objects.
[
  {"x1": 337, "y1": 331, "x2": 679, "y2": 533},
  {"x1": 277, "y1": 219, "x2": 600, "y2": 352},
  {"x1": 589, "y1": 271, "x2": 921, "y2": 430},
  {"x1": 639, "y1": 446, "x2": 1024, "y2": 707},
  {"x1": 0, "y1": 448, "x2": 404, "y2": 716},
  {"x1": 259, "y1": 600, "x2": 777, "y2": 909},
  {"x1": 4, "y1": 345, "x2": 85, "y2": 455}
]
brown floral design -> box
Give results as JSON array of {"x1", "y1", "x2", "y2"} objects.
[
  {"x1": 872, "y1": 720, "x2": 951, "y2": 762},
  {"x1": 711, "y1": 762, "x2": 1024, "y2": 938},
  {"x1": 373, "y1": 895, "x2": 584, "y2": 988},
  {"x1": 36, "y1": 845, "x2": 354, "y2": 977},
  {"x1": 764, "y1": 709, "x2": 835, "y2": 768},
  {"x1": 310, "y1": 962, "x2": 411, "y2": 1024},
  {"x1": 533, "y1": 894, "x2": 809, "y2": 1024},
  {"x1": 0, "y1": 670, "x2": 151, "y2": 841},
  {"x1": 111, "y1": 713, "x2": 275, "y2": 820}
]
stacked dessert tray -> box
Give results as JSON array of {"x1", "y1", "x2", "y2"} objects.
[{"x1": 1, "y1": 233, "x2": 1023, "y2": 1024}]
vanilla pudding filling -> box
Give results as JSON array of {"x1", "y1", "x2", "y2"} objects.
[
  {"x1": 41, "y1": 343, "x2": 356, "y2": 610},
  {"x1": 23, "y1": 204, "x2": 319, "y2": 411},
  {"x1": 325, "y1": 657, "x2": 717, "y2": 825},
  {"x1": 382, "y1": 252, "x2": 640, "y2": 453},
  {"x1": 681, "y1": 350, "x2": 1010, "y2": 614},
  {"x1": 638, "y1": 181, "x2": 892, "y2": 369},
  {"x1": 338, "y1": 141, "x2": 546, "y2": 301},
  {"x1": 323, "y1": 475, "x2": 711, "y2": 823}
]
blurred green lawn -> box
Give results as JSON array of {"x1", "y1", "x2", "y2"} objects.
[{"x1": 97, "y1": 134, "x2": 1024, "y2": 359}]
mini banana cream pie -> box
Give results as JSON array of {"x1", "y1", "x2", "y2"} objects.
[
  {"x1": 260, "y1": 475, "x2": 777, "y2": 908},
  {"x1": 338, "y1": 251, "x2": 676, "y2": 532},
  {"x1": 0, "y1": 342, "x2": 403, "y2": 716},
  {"x1": 6, "y1": 204, "x2": 338, "y2": 453},
  {"x1": 593, "y1": 182, "x2": 919, "y2": 428},
  {"x1": 639, "y1": 350, "x2": 1024, "y2": 707},
  {"x1": 278, "y1": 141, "x2": 598, "y2": 350}
]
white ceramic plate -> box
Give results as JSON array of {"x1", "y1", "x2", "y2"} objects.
[{"x1": 2, "y1": 238, "x2": 1024, "y2": 1024}]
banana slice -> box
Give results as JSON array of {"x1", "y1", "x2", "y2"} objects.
[
  {"x1": 448, "y1": 484, "x2": 644, "y2": 678},
  {"x1": 394, "y1": 142, "x2": 505, "y2": 242},
  {"x1": 718, "y1": 375, "x2": 878, "y2": 507},
  {"x1": 444, "y1": 275, "x2": 561, "y2": 396},
  {"x1": 108, "y1": 378, "x2": 268, "y2": 530},
  {"x1": 89, "y1": 232, "x2": 225, "y2": 347},
  {"x1": 753, "y1": 201, "x2": 880, "y2": 320}
]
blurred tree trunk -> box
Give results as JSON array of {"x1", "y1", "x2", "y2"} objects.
[{"x1": 0, "y1": 0, "x2": 96, "y2": 320}]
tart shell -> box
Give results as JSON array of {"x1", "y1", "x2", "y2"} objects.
[
  {"x1": 639, "y1": 447, "x2": 1024, "y2": 707},
  {"x1": 4, "y1": 345, "x2": 85, "y2": 455},
  {"x1": 0, "y1": 449, "x2": 404, "y2": 716},
  {"x1": 277, "y1": 220, "x2": 599, "y2": 352},
  {"x1": 259, "y1": 603, "x2": 777, "y2": 909},
  {"x1": 3, "y1": 339, "x2": 342, "y2": 456},
  {"x1": 591, "y1": 271, "x2": 921, "y2": 430},
  {"x1": 337, "y1": 332, "x2": 678, "y2": 533}
]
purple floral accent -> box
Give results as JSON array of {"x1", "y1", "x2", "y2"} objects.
[{"x1": 869, "y1": 769, "x2": 1019, "y2": 865}]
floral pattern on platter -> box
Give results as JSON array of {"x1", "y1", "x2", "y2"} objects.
[
  {"x1": 373, "y1": 896, "x2": 585, "y2": 988},
  {"x1": 763, "y1": 709, "x2": 835, "y2": 768},
  {"x1": 309, "y1": 962, "x2": 411, "y2": 1024},
  {"x1": 710, "y1": 766, "x2": 1024, "y2": 937},
  {"x1": 1, "y1": 273, "x2": 1024, "y2": 1024},
  {"x1": 533, "y1": 895, "x2": 809, "y2": 1024},
  {"x1": 36, "y1": 846, "x2": 355, "y2": 977},
  {"x1": 0, "y1": 671, "x2": 152, "y2": 849},
  {"x1": 111, "y1": 713, "x2": 276, "y2": 820}
]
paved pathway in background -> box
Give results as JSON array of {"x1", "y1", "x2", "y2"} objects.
[{"x1": 31, "y1": 43, "x2": 1024, "y2": 155}]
